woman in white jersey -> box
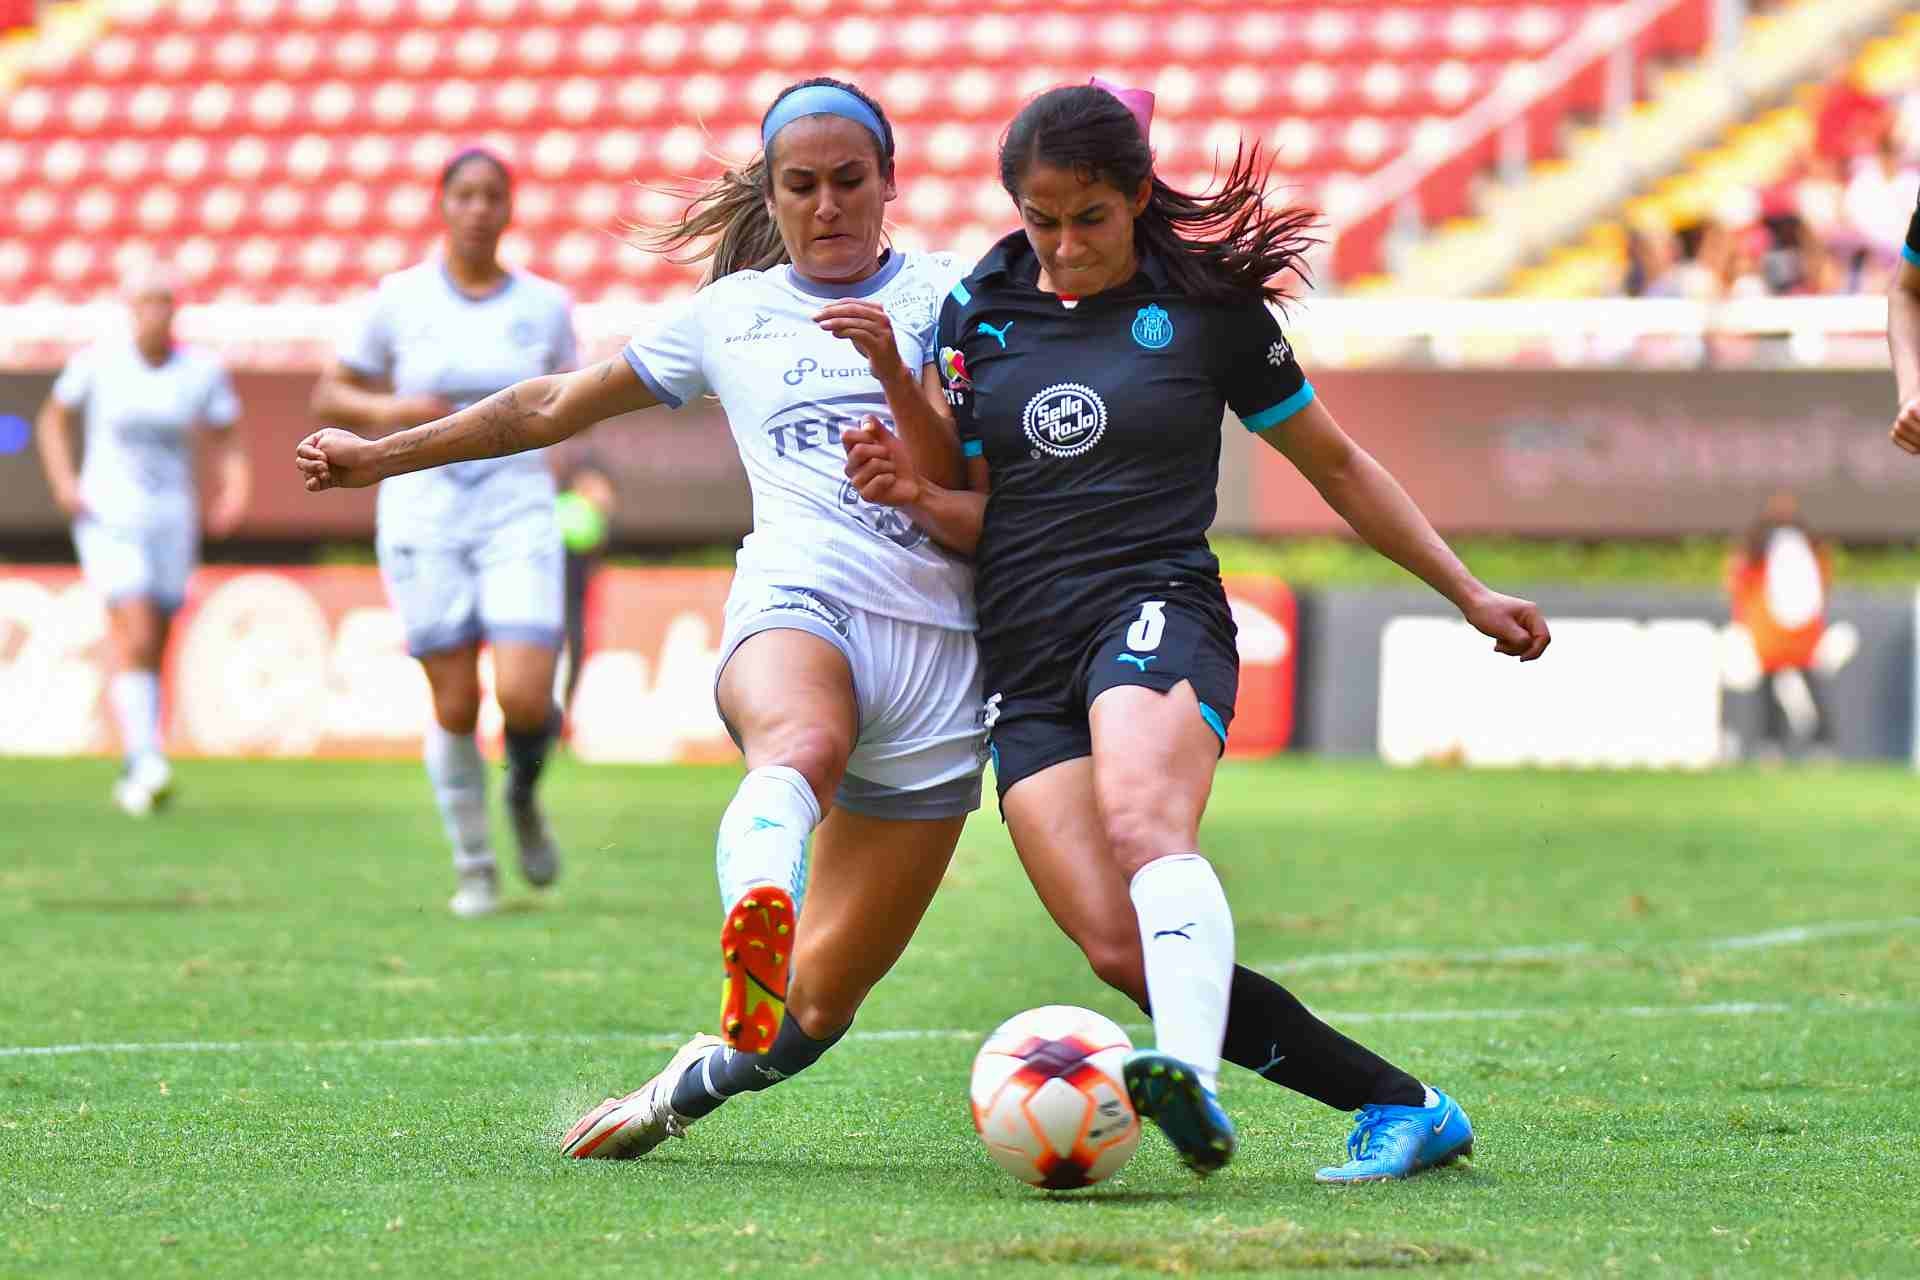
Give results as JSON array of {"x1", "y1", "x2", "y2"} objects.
[
  {"x1": 35, "y1": 265, "x2": 250, "y2": 815},
  {"x1": 299, "y1": 80, "x2": 982, "y2": 1155},
  {"x1": 310, "y1": 150, "x2": 576, "y2": 918}
]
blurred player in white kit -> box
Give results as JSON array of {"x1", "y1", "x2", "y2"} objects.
[
  {"x1": 35, "y1": 265, "x2": 250, "y2": 815},
  {"x1": 310, "y1": 149, "x2": 578, "y2": 917}
]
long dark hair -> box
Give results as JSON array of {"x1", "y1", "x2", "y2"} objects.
[
  {"x1": 998, "y1": 85, "x2": 1317, "y2": 305},
  {"x1": 634, "y1": 77, "x2": 896, "y2": 287}
]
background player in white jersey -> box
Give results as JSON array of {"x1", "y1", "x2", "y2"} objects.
[
  {"x1": 310, "y1": 150, "x2": 576, "y2": 918},
  {"x1": 34, "y1": 265, "x2": 249, "y2": 815},
  {"x1": 298, "y1": 78, "x2": 982, "y2": 1157}
]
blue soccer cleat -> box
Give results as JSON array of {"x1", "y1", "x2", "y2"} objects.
[
  {"x1": 1122, "y1": 1049, "x2": 1237, "y2": 1176},
  {"x1": 1315, "y1": 1088, "x2": 1474, "y2": 1184}
]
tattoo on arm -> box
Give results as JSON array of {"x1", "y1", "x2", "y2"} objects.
[{"x1": 479, "y1": 389, "x2": 524, "y2": 456}]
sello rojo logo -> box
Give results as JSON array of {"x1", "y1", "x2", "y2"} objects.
[{"x1": 1022, "y1": 383, "x2": 1108, "y2": 459}]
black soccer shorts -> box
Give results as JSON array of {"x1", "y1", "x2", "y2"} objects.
[{"x1": 985, "y1": 591, "x2": 1239, "y2": 803}]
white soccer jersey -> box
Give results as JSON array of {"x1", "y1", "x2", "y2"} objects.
[
  {"x1": 623, "y1": 250, "x2": 975, "y2": 631},
  {"x1": 51, "y1": 340, "x2": 239, "y2": 527},
  {"x1": 340, "y1": 260, "x2": 577, "y2": 542}
]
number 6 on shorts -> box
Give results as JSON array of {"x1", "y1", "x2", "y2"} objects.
[{"x1": 1125, "y1": 600, "x2": 1167, "y2": 652}]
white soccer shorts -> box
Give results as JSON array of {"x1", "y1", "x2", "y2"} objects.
[
  {"x1": 377, "y1": 507, "x2": 565, "y2": 657},
  {"x1": 716, "y1": 581, "x2": 985, "y2": 820},
  {"x1": 73, "y1": 516, "x2": 195, "y2": 610}
]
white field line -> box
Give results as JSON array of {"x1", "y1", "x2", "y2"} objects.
[
  {"x1": 5, "y1": 917, "x2": 1914, "y2": 1062},
  {"x1": 1254, "y1": 916, "x2": 1920, "y2": 976},
  {"x1": 2, "y1": 1001, "x2": 1915, "y2": 1061}
]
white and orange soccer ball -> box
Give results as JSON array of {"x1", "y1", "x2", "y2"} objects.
[{"x1": 968, "y1": 1005, "x2": 1141, "y2": 1190}]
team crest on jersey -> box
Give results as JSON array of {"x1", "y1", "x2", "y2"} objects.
[
  {"x1": 1022, "y1": 383, "x2": 1108, "y2": 459},
  {"x1": 939, "y1": 346, "x2": 970, "y2": 389},
  {"x1": 1131, "y1": 303, "x2": 1174, "y2": 350},
  {"x1": 885, "y1": 282, "x2": 937, "y2": 340},
  {"x1": 509, "y1": 316, "x2": 541, "y2": 349}
]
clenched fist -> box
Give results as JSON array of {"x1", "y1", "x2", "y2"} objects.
[{"x1": 295, "y1": 428, "x2": 385, "y2": 491}]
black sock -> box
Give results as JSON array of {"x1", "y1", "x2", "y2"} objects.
[
  {"x1": 1220, "y1": 965, "x2": 1425, "y2": 1110},
  {"x1": 668, "y1": 1016, "x2": 848, "y2": 1120},
  {"x1": 503, "y1": 705, "x2": 561, "y2": 796}
]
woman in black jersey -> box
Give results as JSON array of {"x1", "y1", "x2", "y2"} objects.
[
  {"x1": 846, "y1": 83, "x2": 1549, "y2": 1181},
  {"x1": 1888, "y1": 191, "x2": 1920, "y2": 454}
]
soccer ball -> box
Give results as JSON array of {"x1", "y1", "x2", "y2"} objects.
[{"x1": 968, "y1": 1005, "x2": 1140, "y2": 1190}]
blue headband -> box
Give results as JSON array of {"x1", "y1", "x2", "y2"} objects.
[{"x1": 760, "y1": 85, "x2": 886, "y2": 152}]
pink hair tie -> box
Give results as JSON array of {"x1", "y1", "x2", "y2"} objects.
[{"x1": 1089, "y1": 76, "x2": 1155, "y2": 138}]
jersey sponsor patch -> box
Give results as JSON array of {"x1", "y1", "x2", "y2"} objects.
[
  {"x1": 781, "y1": 356, "x2": 870, "y2": 387},
  {"x1": 1022, "y1": 383, "x2": 1108, "y2": 459},
  {"x1": 939, "y1": 346, "x2": 971, "y2": 389}
]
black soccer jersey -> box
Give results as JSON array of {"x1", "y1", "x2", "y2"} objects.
[{"x1": 938, "y1": 232, "x2": 1315, "y2": 698}]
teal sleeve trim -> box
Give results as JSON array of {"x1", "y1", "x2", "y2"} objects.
[
  {"x1": 1197, "y1": 701, "x2": 1228, "y2": 749},
  {"x1": 1903, "y1": 243, "x2": 1920, "y2": 269},
  {"x1": 950, "y1": 280, "x2": 973, "y2": 306},
  {"x1": 962, "y1": 439, "x2": 983, "y2": 457},
  {"x1": 1241, "y1": 381, "x2": 1316, "y2": 432}
]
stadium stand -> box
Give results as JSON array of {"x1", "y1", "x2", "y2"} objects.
[
  {"x1": 1509, "y1": 11, "x2": 1920, "y2": 298},
  {"x1": 0, "y1": 0, "x2": 1712, "y2": 305}
]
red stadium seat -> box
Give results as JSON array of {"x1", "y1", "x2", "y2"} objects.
[{"x1": 0, "y1": 0, "x2": 1706, "y2": 300}]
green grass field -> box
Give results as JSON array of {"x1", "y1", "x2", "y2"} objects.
[{"x1": 2, "y1": 757, "x2": 1916, "y2": 1278}]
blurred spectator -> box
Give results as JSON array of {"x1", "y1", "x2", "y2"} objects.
[
  {"x1": 1623, "y1": 223, "x2": 1682, "y2": 297},
  {"x1": 1783, "y1": 217, "x2": 1845, "y2": 295},
  {"x1": 1723, "y1": 225, "x2": 1770, "y2": 300},
  {"x1": 554, "y1": 461, "x2": 615, "y2": 719},
  {"x1": 1789, "y1": 151, "x2": 1847, "y2": 248},
  {"x1": 1813, "y1": 70, "x2": 1890, "y2": 161},
  {"x1": 1672, "y1": 220, "x2": 1731, "y2": 300},
  {"x1": 1726, "y1": 493, "x2": 1834, "y2": 762},
  {"x1": 1891, "y1": 81, "x2": 1920, "y2": 158},
  {"x1": 1841, "y1": 132, "x2": 1919, "y2": 290},
  {"x1": 1671, "y1": 219, "x2": 1768, "y2": 302}
]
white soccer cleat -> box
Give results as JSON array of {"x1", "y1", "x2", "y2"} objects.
[
  {"x1": 449, "y1": 867, "x2": 500, "y2": 918},
  {"x1": 561, "y1": 1033, "x2": 724, "y2": 1160},
  {"x1": 111, "y1": 775, "x2": 154, "y2": 818},
  {"x1": 113, "y1": 754, "x2": 173, "y2": 817},
  {"x1": 130, "y1": 753, "x2": 173, "y2": 804}
]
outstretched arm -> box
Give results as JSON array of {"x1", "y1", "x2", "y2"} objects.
[
  {"x1": 1259, "y1": 397, "x2": 1550, "y2": 660},
  {"x1": 1889, "y1": 257, "x2": 1920, "y2": 454},
  {"x1": 297, "y1": 357, "x2": 659, "y2": 491}
]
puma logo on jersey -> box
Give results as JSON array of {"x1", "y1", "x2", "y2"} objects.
[
  {"x1": 978, "y1": 320, "x2": 1013, "y2": 349},
  {"x1": 1153, "y1": 922, "x2": 1197, "y2": 941},
  {"x1": 1116, "y1": 653, "x2": 1157, "y2": 671}
]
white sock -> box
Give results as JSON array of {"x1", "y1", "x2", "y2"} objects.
[
  {"x1": 110, "y1": 670, "x2": 161, "y2": 764},
  {"x1": 424, "y1": 724, "x2": 493, "y2": 873},
  {"x1": 1129, "y1": 853, "x2": 1236, "y2": 1095},
  {"x1": 715, "y1": 765, "x2": 821, "y2": 913}
]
